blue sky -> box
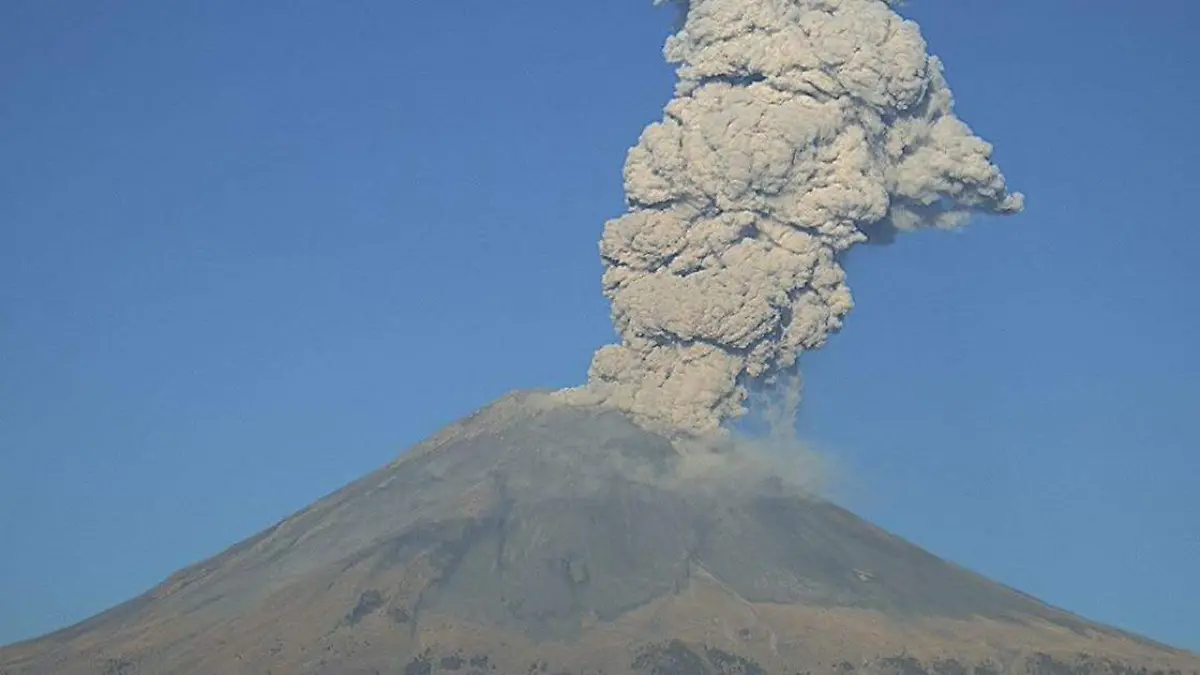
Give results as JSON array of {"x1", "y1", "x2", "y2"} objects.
[{"x1": 2, "y1": 0, "x2": 1198, "y2": 652}]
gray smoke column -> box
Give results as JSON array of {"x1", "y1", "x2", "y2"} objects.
[{"x1": 563, "y1": 0, "x2": 1024, "y2": 437}]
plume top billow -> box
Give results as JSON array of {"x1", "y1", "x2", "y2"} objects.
[{"x1": 563, "y1": 0, "x2": 1023, "y2": 435}]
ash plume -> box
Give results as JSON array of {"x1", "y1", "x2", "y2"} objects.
[{"x1": 563, "y1": 0, "x2": 1023, "y2": 436}]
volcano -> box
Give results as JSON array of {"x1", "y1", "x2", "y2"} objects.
[{"x1": 1, "y1": 392, "x2": 1196, "y2": 675}]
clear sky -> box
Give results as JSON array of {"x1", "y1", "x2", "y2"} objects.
[{"x1": 2, "y1": 0, "x2": 1198, "y2": 653}]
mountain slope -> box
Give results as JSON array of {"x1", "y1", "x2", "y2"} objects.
[{"x1": 2, "y1": 391, "x2": 1196, "y2": 675}]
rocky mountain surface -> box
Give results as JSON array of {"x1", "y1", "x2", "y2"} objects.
[{"x1": 2, "y1": 392, "x2": 1197, "y2": 675}]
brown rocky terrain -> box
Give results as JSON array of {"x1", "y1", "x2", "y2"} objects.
[{"x1": 2, "y1": 391, "x2": 1197, "y2": 675}]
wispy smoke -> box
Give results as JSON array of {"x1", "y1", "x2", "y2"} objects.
[{"x1": 564, "y1": 0, "x2": 1023, "y2": 436}]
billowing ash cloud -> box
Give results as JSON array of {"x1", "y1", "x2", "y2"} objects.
[{"x1": 563, "y1": 0, "x2": 1023, "y2": 436}]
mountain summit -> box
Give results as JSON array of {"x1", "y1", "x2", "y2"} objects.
[{"x1": 2, "y1": 392, "x2": 1196, "y2": 675}]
